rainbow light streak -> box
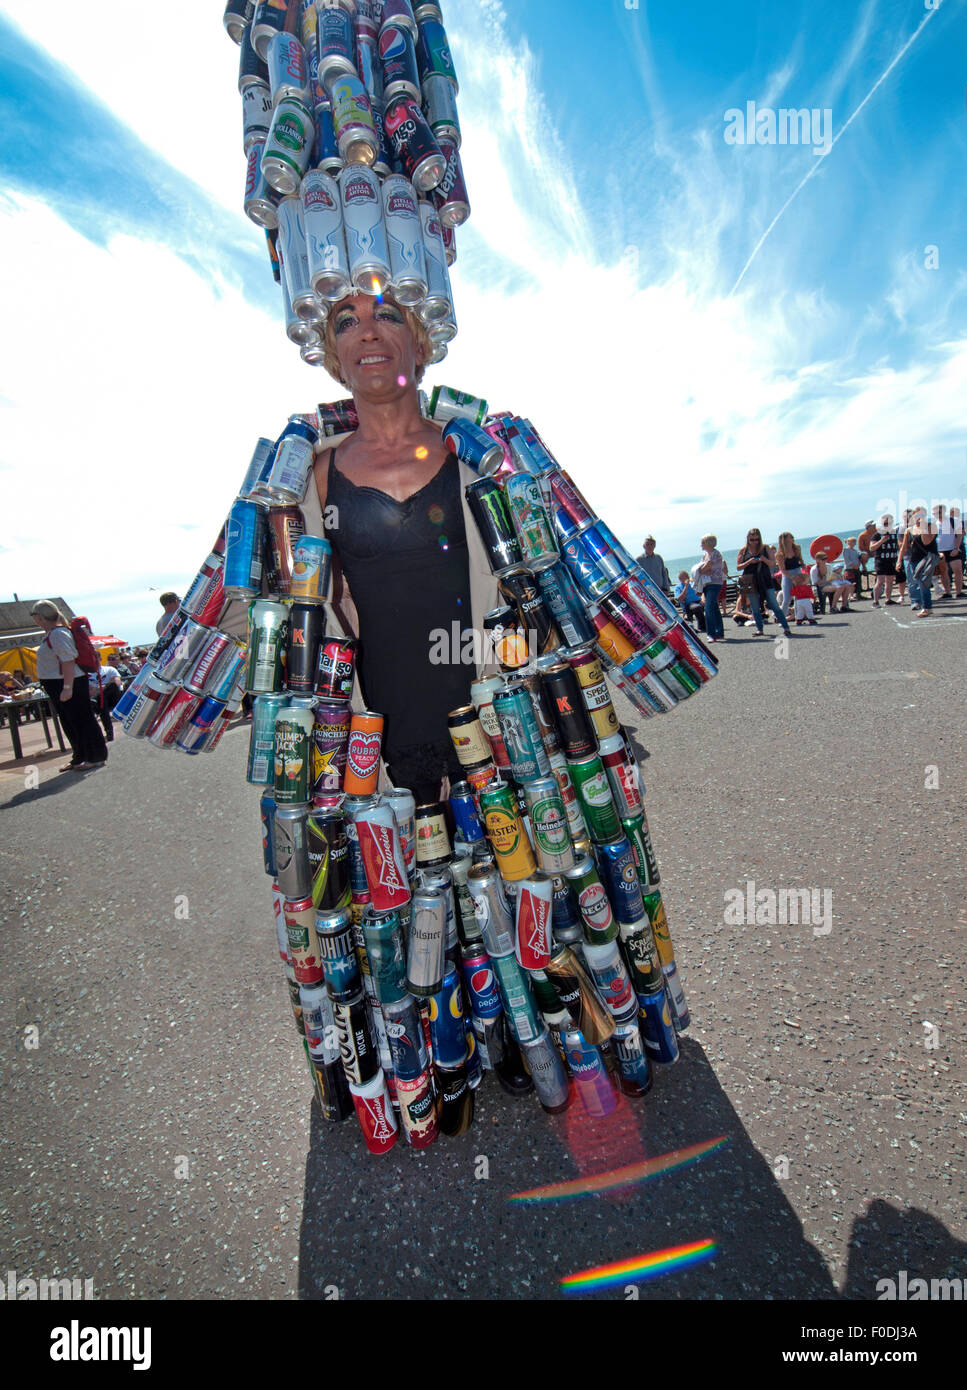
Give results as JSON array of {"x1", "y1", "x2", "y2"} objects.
[
  {"x1": 561, "y1": 1239, "x2": 717, "y2": 1294},
  {"x1": 507, "y1": 1135, "x2": 728, "y2": 1204}
]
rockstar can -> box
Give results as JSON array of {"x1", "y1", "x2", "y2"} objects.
[
  {"x1": 310, "y1": 700, "x2": 351, "y2": 799},
  {"x1": 338, "y1": 163, "x2": 391, "y2": 293}
]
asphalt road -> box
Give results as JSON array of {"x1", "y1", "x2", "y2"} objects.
[{"x1": 2, "y1": 594, "x2": 965, "y2": 1301}]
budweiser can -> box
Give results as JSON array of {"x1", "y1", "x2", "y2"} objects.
[
  {"x1": 349, "y1": 1069, "x2": 398, "y2": 1154},
  {"x1": 356, "y1": 802, "x2": 411, "y2": 909},
  {"x1": 381, "y1": 174, "x2": 427, "y2": 304},
  {"x1": 303, "y1": 169, "x2": 351, "y2": 301},
  {"x1": 515, "y1": 873, "x2": 553, "y2": 971},
  {"x1": 338, "y1": 164, "x2": 391, "y2": 293},
  {"x1": 385, "y1": 786, "x2": 417, "y2": 873}
]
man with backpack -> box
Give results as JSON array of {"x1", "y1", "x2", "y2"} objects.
[{"x1": 30, "y1": 601, "x2": 108, "y2": 770}]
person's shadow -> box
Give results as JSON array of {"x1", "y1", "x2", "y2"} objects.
[
  {"x1": 840, "y1": 1200, "x2": 967, "y2": 1299},
  {"x1": 297, "y1": 1036, "x2": 838, "y2": 1299}
]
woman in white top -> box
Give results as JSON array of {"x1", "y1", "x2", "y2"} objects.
[
  {"x1": 31, "y1": 601, "x2": 108, "y2": 770},
  {"x1": 697, "y1": 533, "x2": 727, "y2": 641}
]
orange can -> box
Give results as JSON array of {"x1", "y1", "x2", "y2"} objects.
[
  {"x1": 343, "y1": 710, "x2": 384, "y2": 795},
  {"x1": 587, "y1": 604, "x2": 636, "y2": 665}
]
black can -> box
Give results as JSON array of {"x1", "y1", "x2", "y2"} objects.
[
  {"x1": 317, "y1": 910, "x2": 361, "y2": 1004},
  {"x1": 465, "y1": 477, "x2": 522, "y2": 576},
  {"x1": 286, "y1": 601, "x2": 327, "y2": 693},
  {"x1": 332, "y1": 988, "x2": 379, "y2": 1086},
  {"x1": 499, "y1": 568, "x2": 564, "y2": 659},
  {"x1": 436, "y1": 1058, "x2": 474, "y2": 1136},
  {"x1": 482, "y1": 605, "x2": 530, "y2": 673},
  {"x1": 314, "y1": 636, "x2": 358, "y2": 702},
  {"x1": 238, "y1": 17, "x2": 270, "y2": 90},
  {"x1": 516, "y1": 670, "x2": 561, "y2": 756},
  {"x1": 317, "y1": 399, "x2": 359, "y2": 436},
  {"x1": 378, "y1": 24, "x2": 421, "y2": 102},
  {"x1": 307, "y1": 809, "x2": 351, "y2": 911},
  {"x1": 540, "y1": 662, "x2": 597, "y2": 760}
]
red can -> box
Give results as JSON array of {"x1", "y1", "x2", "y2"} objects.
[
  {"x1": 283, "y1": 896, "x2": 324, "y2": 985},
  {"x1": 598, "y1": 733, "x2": 643, "y2": 818},
  {"x1": 264, "y1": 505, "x2": 305, "y2": 595},
  {"x1": 515, "y1": 872, "x2": 553, "y2": 971},
  {"x1": 314, "y1": 636, "x2": 358, "y2": 702},
  {"x1": 599, "y1": 584, "x2": 654, "y2": 646},
  {"x1": 146, "y1": 687, "x2": 199, "y2": 747},
  {"x1": 193, "y1": 569, "x2": 228, "y2": 628},
  {"x1": 547, "y1": 468, "x2": 595, "y2": 530},
  {"x1": 464, "y1": 759, "x2": 498, "y2": 796},
  {"x1": 616, "y1": 574, "x2": 670, "y2": 637},
  {"x1": 349, "y1": 1069, "x2": 399, "y2": 1155},
  {"x1": 344, "y1": 711, "x2": 384, "y2": 795},
  {"x1": 182, "y1": 552, "x2": 224, "y2": 620},
  {"x1": 355, "y1": 803, "x2": 411, "y2": 910},
  {"x1": 396, "y1": 1069, "x2": 439, "y2": 1148},
  {"x1": 183, "y1": 630, "x2": 234, "y2": 696},
  {"x1": 660, "y1": 621, "x2": 713, "y2": 684}
]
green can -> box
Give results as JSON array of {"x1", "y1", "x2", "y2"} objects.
[
  {"x1": 428, "y1": 385, "x2": 488, "y2": 426},
  {"x1": 621, "y1": 813, "x2": 661, "y2": 888},
  {"x1": 619, "y1": 918, "x2": 664, "y2": 995},
  {"x1": 491, "y1": 952, "x2": 541, "y2": 1044},
  {"x1": 669, "y1": 659, "x2": 700, "y2": 694},
  {"x1": 565, "y1": 852, "x2": 619, "y2": 944},
  {"x1": 246, "y1": 598, "x2": 288, "y2": 693},
  {"x1": 642, "y1": 638, "x2": 674, "y2": 673},
  {"x1": 273, "y1": 701, "x2": 314, "y2": 805},
  {"x1": 504, "y1": 474, "x2": 558, "y2": 570},
  {"x1": 362, "y1": 909, "x2": 408, "y2": 1006},
  {"x1": 527, "y1": 967, "x2": 569, "y2": 1022},
  {"x1": 643, "y1": 889, "x2": 675, "y2": 969},
  {"x1": 568, "y1": 754, "x2": 622, "y2": 844},
  {"x1": 523, "y1": 777, "x2": 574, "y2": 873}
]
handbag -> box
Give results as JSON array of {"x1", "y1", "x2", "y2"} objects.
[{"x1": 912, "y1": 552, "x2": 938, "y2": 585}]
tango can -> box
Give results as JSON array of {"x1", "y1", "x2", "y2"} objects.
[{"x1": 314, "y1": 635, "x2": 357, "y2": 702}]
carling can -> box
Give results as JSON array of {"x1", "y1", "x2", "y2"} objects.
[
  {"x1": 562, "y1": 1027, "x2": 618, "y2": 1118},
  {"x1": 338, "y1": 164, "x2": 390, "y2": 293},
  {"x1": 536, "y1": 563, "x2": 596, "y2": 649},
  {"x1": 418, "y1": 201, "x2": 451, "y2": 321},
  {"x1": 492, "y1": 686, "x2": 550, "y2": 783},
  {"x1": 569, "y1": 651, "x2": 619, "y2": 741},
  {"x1": 503, "y1": 474, "x2": 559, "y2": 571},
  {"x1": 459, "y1": 947, "x2": 503, "y2": 1020},
  {"x1": 597, "y1": 733, "x2": 642, "y2": 818},
  {"x1": 343, "y1": 711, "x2": 383, "y2": 795},
  {"x1": 581, "y1": 940, "x2": 637, "y2": 1022},
  {"x1": 543, "y1": 945, "x2": 614, "y2": 1046},
  {"x1": 267, "y1": 30, "x2": 309, "y2": 106},
  {"x1": 251, "y1": 0, "x2": 288, "y2": 58},
  {"x1": 540, "y1": 662, "x2": 597, "y2": 760},
  {"x1": 442, "y1": 419, "x2": 503, "y2": 474},
  {"x1": 384, "y1": 786, "x2": 417, "y2": 872},
  {"x1": 564, "y1": 853, "x2": 617, "y2": 945},
  {"x1": 330, "y1": 72, "x2": 378, "y2": 165},
  {"x1": 246, "y1": 600, "x2": 288, "y2": 695},
  {"x1": 224, "y1": 498, "x2": 265, "y2": 599},
  {"x1": 273, "y1": 701, "x2": 314, "y2": 805},
  {"x1": 622, "y1": 811, "x2": 660, "y2": 889},
  {"x1": 491, "y1": 953, "x2": 540, "y2": 1045},
  {"x1": 362, "y1": 908, "x2": 407, "y2": 1005},
  {"x1": 639, "y1": 988, "x2": 679, "y2": 1064},
  {"x1": 520, "y1": 1027, "x2": 571, "y2": 1113},
  {"x1": 274, "y1": 805, "x2": 312, "y2": 900},
  {"x1": 663, "y1": 962, "x2": 690, "y2": 1032},
  {"x1": 355, "y1": 802, "x2": 411, "y2": 909},
  {"x1": 333, "y1": 988, "x2": 380, "y2": 1083},
  {"x1": 284, "y1": 896, "x2": 324, "y2": 986},
  {"x1": 446, "y1": 705, "x2": 492, "y2": 770},
  {"x1": 548, "y1": 749, "x2": 587, "y2": 841},
  {"x1": 523, "y1": 777, "x2": 573, "y2": 874},
  {"x1": 384, "y1": 94, "x2": 445, "y2": 192},
  {"x1": 262, "y1": 96, "x2": 314, "y2": 195},
  {"x1": 350, "y1": 1069, "x2": 398, "y2": 1154},
  {"x1": 303, "y1": 170, "x2": 351, "y2": 301},
  {"x1": 595, "y1": 835, "x2": 644, "y2": 926},
  {"x1": 479, "y1": 778, "x2": 537, "y2": 883},
  {"x1": 514, "y1": 872, "x2": 553, "y2": 971},
  {"x1": 407, "y1": 887, "x2": 447, "y2": 996},
  {"x1": 378, "y1": 23, "x2": 420, "y2": 101},
  {"x1": 310, "y1": 700, "x2": 351, "y2": 799},
  {"x1": 379, "y1": 174, "x2": 427, "y2": 303},
  {"x1": 307, "y1": 807, "x2": 351, "y2": 909},
  {"x1": 611, "y1": 1019, "x2": 653, "y2": 1096},
  {"x1": 470, "y1": 675, "x2": 510, "y2": 771},
  {"x1": 465, "y1": 860, "x2": 515, "y2": 959},
  {"x1": 436, "y1": 1059, "x2": 474, "y2": 1137},
  {"x1": 428, "y1": 965, "x2": 468, "y2": 1065},
  {"x1": 284, "y1": 601, "x2": 325, "y2": 695},
  {"x1": 382, "y1": 995, "x2": 430, "y2": 1079},
  {"x1": 568, "y1": 753, "x2": 621, "y2": 845},
  {"x1": 247, "y1": 692, "x2": 289, "y2": 784},
  {"x1": 314, "y1": 635, "x2": 357, "y2": 702},
  {"x1": 619, "y1": 917, "x2": 664, "y2": 997},
  {"x1": 396, "y1": 1069, "x2": 438, "y2": 1148},
  {"x1": 289, "y1": 535, "x2": 332, "y2": 604}
]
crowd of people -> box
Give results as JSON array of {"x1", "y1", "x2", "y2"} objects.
[{"x1": 637, "y1": 505, "x2": 965, "y2": 640}]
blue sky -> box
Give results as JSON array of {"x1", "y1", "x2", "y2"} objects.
[{"x1": 1, "y1": 0, "x2": 965, "y2": 642}]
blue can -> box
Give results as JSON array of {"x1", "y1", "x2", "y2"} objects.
[
  {"x1": 449, "y1": 782, "x2": 485, "y2": 843},
  {"x1": 595, "y1": 836, "x2": 645, "y2": 926},
  {"x1": 442, "y1": 419, "x2": 504, "y2": 474},
  {"x1": 112, "y1": 664, "x2": 152, "y2": 722},
  {"x1": 312, "y1": 100, "x2": 340, "y2": 170},
  {"x1": 562, "y1": 1027, "x2": 617, "y2": 1117},
  {"x1": 517, "y1": 419, "x2": 557, "y2": 471},
  {"x1": 638, "y1": 988, "x2": 680, "y2": 1065},
  {"x1": 580, "y1": 524, "x2": 627, "y2": 584},
  {"x1": 552, "y1": 506, "x2": 584, "y2": 543},
  {"x1": 663, "y1": 962, "x2": 691, "y2": 1033},
  {"x1": 549, "y1": 873, "x2": 581, "y2": 933},
  {"x1": 316, "y1": 911, "x2": 362, "y2": 1004},
  {"x1": 260, "y1": 789, "x2": 277, "y2": 876},
  {"x1": 175, "y1": 695, "x2": 227, "y2": 754},
  {"x1": 537, "y1": 562, "x2": 596, "y2": 648},
  {"x1": 247, "y1": 692, "x2": 290, "y2": 785},
  {"x1": 493, "y1": 685, "x2": 550, "y2": 782},
  {"x1": 561, "y1": 532, "x2": 611, "y2": 600},
  {"x1": 343, "y1": 813, "x2": 371, "y2": 896},
  {"x1": 460, "y1": 948, "x2": 503, "y2": 1020},
  {"x1": 382, "y1": 995, "x2": 430, "y2": 1080},
  {"x1": 610, "y1": 1019, "x2": 654, "y2": 1095},
  {"x1": 591, "y1": 520, "x2": 635, "y2": 576},
  {"x1": 428, "y1": 965, "x2": 468, "y2": 1066},
  {"x1": 224, "y1": 498, "x2": 265, "y2": 598},
  {"x1": 464, "y1": 1021, "x2": 483, "y2": 1089},
  {"x1": 208, "y1": 643, "x2": 247, "y2": 703}
]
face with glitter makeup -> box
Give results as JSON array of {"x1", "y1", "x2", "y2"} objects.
[{"x1": 331, "y1": 293, "x2": 423, "y2": 402}]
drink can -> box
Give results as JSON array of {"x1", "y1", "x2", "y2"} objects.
[
  {"x1": 242, "y1": 78, "x2": 273, "y2": 152},
  {"x1": 116, "y1": 666, "x2": 163, "y2": 733},
  {"x1": 306, "y1": 807, "x2": 351, "y2": 910},
  {"x1": 244, "y1": 136, "x2": 280, "y2": 227},
  {"x1": 316, "y1": 399, "x2": 359, "y2": 435},
  {"x1": 317, "y1": 905, "x2": 361, "y2": 998},
  {"x1": 239, "y1": 16, "x2": 270, "y2": 90},
  {"x1": 284, "y1": 895, "x2": 324, "y2": 985},
  {"x1": 465, "y1": 861, "x2": 514, "y2": 958},
  {"x1": 246, "y1": 600, "x2": 288, "y2": 694},
  {"x1": 300, "y1": 978, "x2": 336, "y2": 1059},
  {"x1": 581, "y1": 940, "x2": 637, "y2": 1021},
  {"x1": 441, "y1": 419, "x2": 502, "y2": 474},
  {"x1": 666, "y1": 620, "x2": 718, "y2": 681},
  {"x1": 343, "y1": 710, "x2": 384, "y2": 794},
  {"x1": 274, "y1": 702, "x2": 314, "y2": 805},
  {"x1": 568, "y1": 651, "x2": 619, "y2": 741},
  {"x1": 521, "y1": 1026, "x2": 571, "y2": 1113},
  {"x1": 446, "y1": 704, "x2": 491, "y2": 769},
  {"x1": 436, "y1": 1058, "x2": 474, "y2": 1136},
  {"x1": 302, "y1": 170, "x2": 351, "y2": 301},
  {"x1": 546, "y1": 468, "x2": 595, "y2": 531},
  {"x1": 251, "y1": 0, "x2": 288, "y2": 57},
  {"x1": 145, "y1": 688, "x2": 199, "y2": 749},
  {"x1": 317, "y1": 0, "x2": 357, "y2": 88},
  {"x1": 663, "y1": 962, "x2": 690, "y2": 1032},
  {"x1": 383, "y1": 995, "x2": 430, "y2": 1080},
  {"x1": 418, "y1": 202, "x2": 451, "y2": 321},
  {"x1": 470, "y1": 675, "x2": 510, "y2": 771},
  {"x1": 447, "y1": 782, "x2": 484, "y2": 846},
  {"x1": 224, "y1": 498, "x2": 266, "y2": 599},
  {"x1": 503, "y1": 474, "x2": 559, "y2": 571},
  {"x1": 561, "y1": 531, "x2": 612, "y2": 600},
  {"x1": 416, "y1": 17, "x2": 457, "y2": 87},
  {"x1": 586, "y1": 602, "x2": 636, "y2": 665},
  {"x1": 622, "y1": 812, "x2": 660, "y2": 889},
  {"x1": 260, "y1": 790, "x2": 278, "y2": 876},
  {"x1": 459, "y1": 947, "x2": 503, "y2": 1020},
  {"x1": 562, "y1": 1027, "x2": 618, "y2": 1117},
  {"x1": 418, "y1": 866, "x2": 457, "y2": 954},
  {"x1": 267, "y1": 30, "x2": 309, "y2": 106},
  {"x1": 514, "y1": 872, "x2": 553, "y2": 971},
  {"x1": 611, "y1": 1019, "x2": 653, "y2": 1096},
  {"x1": 522, "y1": 778, "x2": 573, "y2": 874},
  {"x1": 568, "y1": 753, "x2": 621, "y2": 844},
  {"x1": 312, "y1": 98, "x2": 342, "y2": 172},
  {"x1": 378, "y1": 174, "x2": 427, "y2": 303},
  {"x1": 564, "y1": 853, "x2": 617, "y2": 945},
  {"x1": 449, "y1": 856, "x2": 479, "y2": 947},
  {"x1": 597, "y1": 733, "x2": 642, "y2": 818},
  {"x1": 181, "y1": 630, "x2": 233, "y2": 698},
  {"x1": 642, "y1": 888, "x2": 675, "y2": 965},
  {"x1": 547, "y1": 749, "x2": 587, "y2": 841},
  {"x1": 338, "y1": 164, "x2": 391, "y2": 293},
  {"x1": 379, "y1": 22, "x2": 421, "y2": 101},
  {"x1": 287, "y1": 535, "x2": 332, "y2": 605},
  {"x1": 344, "y1": 799, "x2": 375, "y2": 895},
  {"x1": 330, "y1": 72, "x2": 378, "y2": 165},
  {"x1": 500, "y1": 573, "x2": 563, "y2": 662},
  {"x1": 618, "y1": 574, "x2": 673, "y2": 636},
  {"x1": 262, "y1": 96, "x2": 314, "y2": 195},
  {"x1": 267, "y1": 417, "x2": 319, "y2": 503},
  {"x1": 283, "y1": 601, "x2": 324, "y2": 695},
  {"x1": 536, "y1": 563, "x2": 595, "y2": 650},
  {"x1": 396, "y1": 1069, "x2": 439, "y2": 1148},
  {"x1": 428, "y1": 965, "x2": 467, "y2": 1065},
  {"x1": 421, "y1": 71, "x2": 460, "y2": 145},
  {"x1": 333, "y1": 987, "x2": 380, "y2": 1083},
  {"x1": 384, "y1": 94, "x2": 445, "y2": 191},
  {"x1": 314, "y1": 635, "x2": 357, "y2": 703},
  {"x1": 543, "y1": 945, "x2": 614, "y2": 1046},
  {"x1": 350, "y1": 1069, "x2": 399, "y2": 1153},
  {"x1": 492, "y1": 686, "x2": 550, "y2": 783},
  {"x1": 224, "y1": 0, "x2": 254, "y2": 44},
  {"x1": 540, "y1": 662, "x2": 597, "y2": 760},
  {"x1": 307, "y1": 700, "x2": 348, "y2": 799},
  {"x1": 619, "y1": 917, "x2": 664, "y2": 996},
  {"x1": 274, "y1": 805, "x2": 312, "y2": 900},
  {"x1": 595, "y1": 835, "x2": 645, "y2": 926},
  {"x1": 491, "y1": 953, "x2": 540, "y2": 1045},
  {"x1": 384, "y1": 786, "x2": 417, "y2": 872},
  {"x1": 362, "y1": 908, "x2": 408, "y2": 1005},
  {"x1": 639, "y1": 988, "x2": 680, "y2": 1064},
  {"x1": 246, "y1": 692, "x2": 288, "y2": 784},
  {"x1": 428, "y1": 386, "x2": 488, "y2": 426},
  {"x1": 580, "y1": 523, "x2": 626, "y2": 585},
  {"x1": 479, "y1": 778, "x2": 537, "y2": 883},
  {"x1": 356, "y1": 802, "x2": 411, "y2": 909},
  {"x1": 381, "y1": 0, "x2": 418, "y2": 38},
  {"x1": 483, "y1": 606, "x2": 530, "y2": 673},
  {"x1": 407, "y1": 888, "x2": 447, "y2": 996}
]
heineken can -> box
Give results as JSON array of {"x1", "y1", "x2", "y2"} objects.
[
  {"x1": 362, "y1": 908, "x2": 408, "y2": 1006},
  {"x1": 491, "y1": 952, "x2": 541, "y2": 1045},
  {"x1": 522, "y1": 777, "x2": 574, "y2": 874},
  {"x1": 568, "y1": 753, "x2": 621, "y2": 844},
  {"x1": 548, "y1": 749, "x2": 587, "y2": 840},
  {"x1": 564, "y1": 853, "x2": 617, "y2": 945},
  {"x1": 262, "y1": 96, "x2": 314, "y2": 195},
  {"x1": 479, "y1": 777, "x2": 537, "y2": 882},
  {"x1": 245, "y1": 599, "x2": 289, "y2": 694},
  {"x1": 663, "y1": 962, "x2": 691, "y2": 1032},
  {"x1": 520, "y1": 1027, "x2": 571, "y2": 1113},
  {"x1": 611, "y1": 1019, "x2": 654, "y2": 1096},
  {"x1": 274, "y1": 805, "x2": 312, "y2": 900},
  {"x1": 622, "y1": 811, "x2": 660, "y2": 888},
  {"x1": 619, "y1": 918, "x2": 664, "y2": 997},
  {"x1": 274, "y1": 701, "x2": 314, "y2": 805},
  {"x1": 247, "y1": 693, "x2": 290, "y2": 784},
  {"x1": 581, "y1": 940, "x2": 637, "y2": 1022},
  {"x1": 465, "y1": 860, "x2": 514, "y2": 958},
  {"x1": 639, "y1": 988, "x2": 680, "y2": 1064},
  {"x1": 407, "y1": 888, "x2": 447, "y2": 996}
]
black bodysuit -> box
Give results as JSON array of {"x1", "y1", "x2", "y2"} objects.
[{"x1": 325, "y1": 449, "x2": 473, "y2": 801}]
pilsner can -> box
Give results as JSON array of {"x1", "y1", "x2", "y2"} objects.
[
  {"x1": 407, "y1": 887, "x2": 447, "y2": 996},
  {"x1": 247, "y1": 692, "x2": 290, "y2": 784},
  {"x1": 339, "y1": 164, "x2": 391, "y2": 293},
  {"x1": 381, "y1": 175, "x2": 428, "y2": 304},
  {"x1": 303, "y1": 169, "x2": 351, "y2": 301},
  {"x1": 274, "y1": 702, "x2": 314, "y2": 805},
  {"x1": 520, "y1": 1026, "x2": 571, "y2": 1113},
  {"x1": 262, "y1": 96, "x2": 314, "y2": 196}
]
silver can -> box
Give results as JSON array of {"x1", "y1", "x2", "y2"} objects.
[
  {"x1": 238, "y1": 436, "x2": 276, "y2": 499},
  {"x1": 267, "y1": 30, "x2": 310, "y2": 106},
  {"x1": 261, "y1": 96, "x2": 314, "y2": 196},
  {"x1": 407, "y1": 888, "x2": 447, "y2": 997},
  {"x1": 418, "y1": 200, "x2": 450, "y2": 322},
  {"x1": 301, "y1": 339, "x2": 326, "y2": 365},
  {"x1": 338, "y1": 164, "x2": 391, "y2": 293},
  {"x1": 520, "y1": 1026, "x2": 571, "y2": 1113},
  {"x1": 418, "y1": 865, "x2": 457, "y2": 953},
  {"x1": 413, "y1": 3, "x2": 443, "y2": 22},
  {"x1": 153, "y1": 618, "x2": 213, "y2": 685},
  {"x1": 281, "y1": 272, "x2": 318, "y2": 345},
  {"x1": 277, "y1": 195, "x2": 325, "y2": 322},
  {"x1": 242, "y1": 79, "x2": 273, "y2": 151},
  {"x1": 244, "y1": 141, "x2": 280, "y2": 228},
  {"x1": 381, "y1": 175, "x2": 427, "y2": 305},
  {"x1": 121, "y1": 673, "x2": 173, "y2": 739},
  {"x1": 274, "y1": 805, "x2": 312, "y2": 900},
  {"x1": 303, "y1": 169, "x2": 352, "y2": 301},
  {"x1": 466, "y1": 862, "x2": 515, "y2": 960},
  {"x1": 384, "y1": 786, "x2": 417, "y2": 875},
  {"x1": 421, "y1": 73, "x2": 460, "y2": 146}
]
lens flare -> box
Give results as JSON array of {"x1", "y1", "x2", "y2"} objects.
[
  {"x1": 507, "y1": 1136, "x2": 728, "y2": 1204},
  {"x1": 371, "y1": 276, "x2": 382, "y2": 296},
  {"x1": 428, "y1": 504, "x2": 445, "y2": 526},
  {"x1": 398, "y1": 374, "x2": 408, "y2": 387},
  {"x1": 561, "y1": 1238, "x2": 717, "y2": 1294},
  {"x1": 415, "y1": 446, "x2": 428, "y2": 459}
]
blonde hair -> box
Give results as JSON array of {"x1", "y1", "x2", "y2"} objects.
[
  {"x1": 321, "y1": 298, "x2": 433, "y2": 387},
  {"x1": 701, "y1": 534, "x2": 717, "y2": 550},
  {"x1": 30, "y1": 600, "x2": 70, "y2": 626}
]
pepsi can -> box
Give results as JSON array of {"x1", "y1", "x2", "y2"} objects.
[
  {"x1": 460, "y1": 947, "x2": 503, "y2": 1020},
  {"x1": 428, "y1": 965, "x2": 468, "y2": 1066}
]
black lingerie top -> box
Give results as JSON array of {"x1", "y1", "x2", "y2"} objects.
[{"x1": 324, "y1": 449, "x2": 473, "y2": 800}]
